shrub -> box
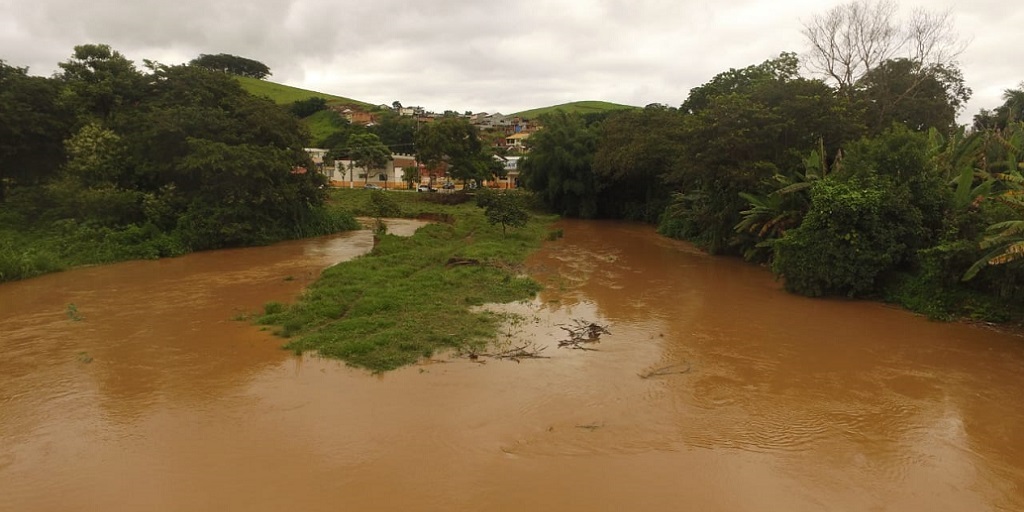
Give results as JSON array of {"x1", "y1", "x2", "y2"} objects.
[{"x1": 773, "y1": 179, "x2": 923, "y2": 297}]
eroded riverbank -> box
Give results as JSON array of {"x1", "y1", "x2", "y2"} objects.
[{"x1": 2, "y1": 219, "x2": 1022, "y2": 511}]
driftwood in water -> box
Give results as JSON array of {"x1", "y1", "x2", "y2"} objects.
[
  {"x1": 463, "y1": 343, "x2": 548, "y2": 363},
  {"x1": 557, "y1": 318, "x2": 611, "y2": 350},
  {"x1": 638, "y1": 362, "x2": 693, "y2": 379}
]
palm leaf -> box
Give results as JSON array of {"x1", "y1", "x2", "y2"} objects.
[{"x1": 988, "y1": 242, "x2": 1024, "y2": 265}]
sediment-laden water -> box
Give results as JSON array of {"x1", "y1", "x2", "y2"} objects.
[{"x1": 2, "y1": 218, "x2": 1022, "y2": 511}]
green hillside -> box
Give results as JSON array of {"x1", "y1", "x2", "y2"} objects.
[
  {"x1": 235, "y1": 76, "x2": 372, "y2": 107},
  {"x1": 513, "y1": 100, "x2": 638, "y2": 119},
  {"x1": 304, "y1": 109, "x2": 348, "y2": 144}
]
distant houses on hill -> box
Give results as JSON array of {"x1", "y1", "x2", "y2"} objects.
[{"x1": 303, "y1": 149, "x2": 521, "y2": 190}]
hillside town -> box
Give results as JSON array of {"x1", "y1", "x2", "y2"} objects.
[{"x1": 304, "y1": 102, "x2": 538, "y2": 190}]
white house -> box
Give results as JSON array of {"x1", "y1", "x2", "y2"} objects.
[{"x1": 327, "y1": 153, "x2": 421, "y2": 189}]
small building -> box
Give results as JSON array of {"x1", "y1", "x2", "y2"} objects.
[
  {"x1": 504, "y1": 132, "x2": 531, "y2": 152},
  {"x1": 327, "y1": 153, "x2": 424, "y2": 189}
]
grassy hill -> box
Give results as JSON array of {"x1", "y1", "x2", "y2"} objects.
[
  {"x1": 304, "y1": 109, "x2": 349, "y2": 144},
  {"x1": 235, "y1": 76, "x2": 372, "y2": 107},
  {"x1": 513, "y1": 100, "x2": 638, "y2": 119}
]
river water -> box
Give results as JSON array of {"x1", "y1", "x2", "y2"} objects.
[{"x1": 1, "y1": 218, "x2": 1022, "y2": 511}]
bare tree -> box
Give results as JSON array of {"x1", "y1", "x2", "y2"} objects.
[{"x1": 802, "y1": 0, "x2": 966, "y2": 94}]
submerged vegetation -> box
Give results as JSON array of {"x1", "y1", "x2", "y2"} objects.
[{"x1": 259, "y1": 189, "x2": 551, "y2": 372}]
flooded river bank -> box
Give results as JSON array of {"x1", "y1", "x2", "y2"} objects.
[{"x1": 2, "y1": 218, "x2": 1022, "y2": 511}]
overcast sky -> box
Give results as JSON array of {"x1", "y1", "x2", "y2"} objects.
[{"x1": 2, "y1": 0, "x2": 1020, "y2": 121}]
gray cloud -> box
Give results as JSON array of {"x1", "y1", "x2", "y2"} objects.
[{"x1": 1, "y1": 0, "x2": 1019, "y2": 119}]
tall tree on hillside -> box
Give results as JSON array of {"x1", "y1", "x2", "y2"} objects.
[{"x1": 189, "y1": 53, "x2": 271, "y2": 79}]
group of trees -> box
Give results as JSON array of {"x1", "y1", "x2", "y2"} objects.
[
  {"x1": 1, "y1": 44, "x2": 345, "y2": 273},
  {"x1": 520, "y1": 0, "x2": 1024, "y2": 320},
  {"x1": 189, "y1": 53, "x2": 271, "y2": 79}
]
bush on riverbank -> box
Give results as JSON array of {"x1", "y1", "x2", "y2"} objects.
[{"x1": 259, "y1": 189, "x2": 553, "y2": 372}]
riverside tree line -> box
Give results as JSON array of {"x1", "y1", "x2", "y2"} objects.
[
  {"x1": 0, "y1": 44, "x2": 356, "y2": 282},
  {"x1": 519, "y1": 0, "x2": 1024, "y2": 321}
]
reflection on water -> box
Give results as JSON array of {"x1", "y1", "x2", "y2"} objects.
[{"x1": 1, "y1": 218, "x2": 1022, "y2": 512}]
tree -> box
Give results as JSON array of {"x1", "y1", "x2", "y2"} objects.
[
  {"x1": 114, "y1": 62, "x2": 326, "y2": 246},
  {"x1": 289, "y1": 97, "x2": 328, "y2": 118},
  {"x1": 681, "y1": 52, "x2": 800, "y2": 114},
  {"x1": 0, "y1": 61, "x2": 73, "y2": 201},
  {"x1": 772, "y1": 178, "x2": 924, "y2": 297},
  {"x1": 58, "y1": 44, "x2": 144, "y2": 121},
  {"x1": 366, "y1": 190, "x2": 401, "y2": 234},
  {"x1": 734, "y1": 142, "x2": 842, "y2": 261},
  {"x1": 401, "y1": 165, "x2": 421, "y2": 190},
  {"x1": 480, "y1": 192, "x2": 529, "y2": 235},
  {"x1": 189, "y1": 53, "x2": 271, "y2": 79},
  {"x1": 974, "y1": 83, "x2": 1024, "y2": 130},
  {"x1": 801, "y1": 0, "x2": 965, "y2": 96},
  {"x1": 369, "y1": 110, "x2": 417, "y2": 148},
  {"x1": 519, "y1": 112, "x2": 600, "y2": 218},
  {"x1": 661, "y1": 53, "x2": 860, "y2": 254},
  {"x1": 855, "y1": 58, "x2": 970, "y2": 134},
  {"x1": 347, "y1": 133, "x2": 391, "y2": 185},
  {"x1": 415, "y1": 117, "x2": 495, "y2": 185},
  {"x1": 593, "y1": 106, "x2": 687, "y2": 221},
  {"x1": 963, "y1": 122, "x2": 1024, "y2": 280}
]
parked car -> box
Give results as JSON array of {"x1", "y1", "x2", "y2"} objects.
[
  {"x1": 442, "y1": 182, "x2": 455, "y2": 190},
  {"x1": 417, "y1": 185, "x2": 435, "y2": 192},
  {"x1": 364, "y1": 184, "x2": 382, "y2": 190}
]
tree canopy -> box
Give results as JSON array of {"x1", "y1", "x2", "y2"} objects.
[
  {"x1": 189, "y1": 53, "x2": 272, "y2": 79},
  {"x1": 1, "y1": 45, "x2": 343, "y2": 259}
]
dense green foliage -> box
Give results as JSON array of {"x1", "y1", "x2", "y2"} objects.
[
  {"x1": 259, "y1": 189, "x2": 551, "y2": 372},
  {"x1": 189, "y1": 53, "x2": 272, "y2": 79},
  {"x1": 289, "y1": 96, "x2": 328, "y2": 118},
  {"x1": 520, "y1": 111, "x2": 601, "y2": 218},
  {"x1": 520, "y1": 40, "x2": 1023, "y2": 320},
  {"x1": 0, "y1": 44, "x2": 359, "y2": 282},
  {"x1": 475, "y1": 189, "x2": 530, "y2": 234},
  {"x1": 415, "y1": 116, "x2": 500, "y2": 185}
]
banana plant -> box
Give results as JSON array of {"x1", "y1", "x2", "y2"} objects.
[
  {"x1": 963, "y1": 122, "x2": 1024, "y2": 280},
  {"x1": 734, "y1": 140, "x2": 843, "y2": 260}
]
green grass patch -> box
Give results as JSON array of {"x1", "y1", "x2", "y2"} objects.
[
  {"x1": 303, "y1": 109, "x2": 348, "y2": 145},
  {"x1": 260, "y1": 189, "x2": 555, "y2": 372},
  {"x1": 235, "y1": 76, "x2": 371, "y2": 107},
  {"x1": 513, "y1": 100, "x2": 638, "y2": 119}
]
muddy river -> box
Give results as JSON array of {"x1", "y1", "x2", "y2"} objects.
[{"x1": 1, "y1": 218, "x2": 1023, "y2": 511}]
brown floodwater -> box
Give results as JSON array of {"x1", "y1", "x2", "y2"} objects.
[{"x1": 1, "y1": 218, "x2": 1023, "y2": 512}]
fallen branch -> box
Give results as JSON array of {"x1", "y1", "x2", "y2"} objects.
[
  {"x1": 461, "y1": 343, "x2": 549, "y2": 363},
  {"x1": 557, "y1": 318, "x2": 611, "y2": 350},
  {"x1": 638, "y1": 362, "x2": 692, "y2": 379},
  {"x1": 488, "y1": 343, "x2": 549, "y2": 363}
]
